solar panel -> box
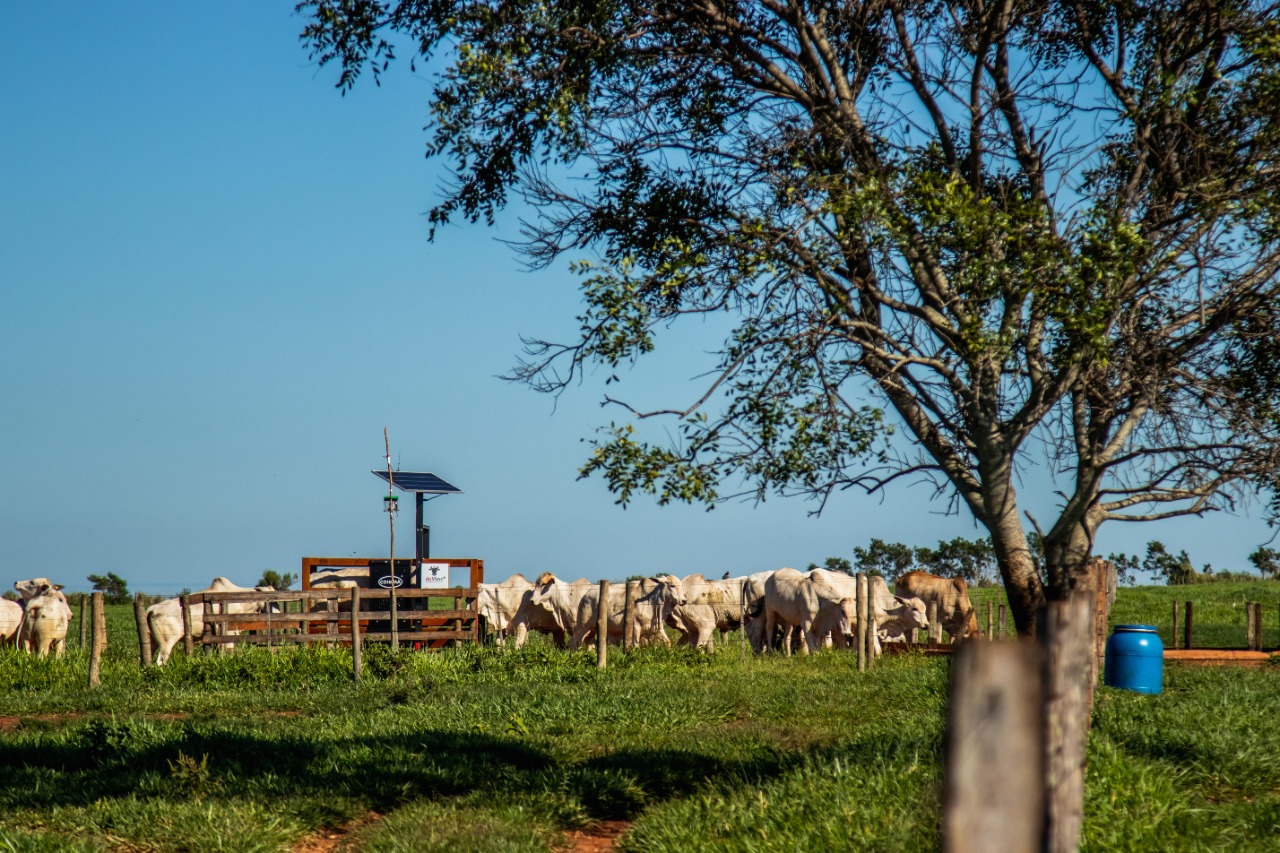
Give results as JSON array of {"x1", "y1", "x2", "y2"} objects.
[{"x1": 372, "y1": 470, "x2": 463, "y2": 494}]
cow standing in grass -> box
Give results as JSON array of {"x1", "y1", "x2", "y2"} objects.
[
  {"x1": 146, "y1": 577, "x2": 274, "y2": 665},
  {"x1": 12, "y1": 579, "x2": 74, "y2": 657},
  {"x1": 893, "y1": 571, "x2": 980, "y2": 642}
]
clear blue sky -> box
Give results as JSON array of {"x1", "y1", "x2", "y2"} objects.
[{"x1": 2, "y1": 3, "x2": 1273, "y2": 594}]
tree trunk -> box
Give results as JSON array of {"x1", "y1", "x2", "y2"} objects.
[{"x1": 987, "y1": 502, "x2": 1046, "y2": 638}]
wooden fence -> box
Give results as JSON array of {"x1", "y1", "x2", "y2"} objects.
[{"x1": 194, "y1": 587, "x2": 480, "y2": 649}]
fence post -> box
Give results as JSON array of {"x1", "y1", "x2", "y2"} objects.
[
  {"x1": 986, "y1": 600, "x2": 993, "y2": 638},
  {"x1": 78, "y1": 594, "x2": 88, "y2": 648},
  {"x1": 623, "y1": 581, "x2": 636, "y2": 652},
  {"x1": 181, "y1": 595, "x2": 194, "y2": 657},
  {"x1": 1246, "y1": 602, "x2": 1256, "y2": 651},
  {"x1": 864, "y1": 573, "x2": 877, "y2": 662},
  {"x1": 87, "y1": 593, "x2": 106, "y2": 689},
  {"x1": 1171, "y1": 600, "x2": 1179, "y2": 650},
  {"x1": 133, "y1": 593, "x2": 151, "y2": 667},
  {"x1": 596, "y1": 580, "x2": 610, "y2": 670},
  {"x1": 928, "y1": 600, "x2": 941, "y2": 646},
  {"x1": 997, "y1": 605, "x2": 1007, "y2": 640},
  {"x1": 1043, "y1": 593, "x2": 1094, "y2": 853},
  {"x1": 855, "y1": 573, "x2": 867, "y2": 672},
  {"x1": 1184, "y1": 600, "x2": 1193, "y2": 650},
  {"x1": 351, "y1": 587, "x2": 362, "y2": 682},
  {"x1": 943, "y1": 641, "x2": 1044, "y2": 853}
]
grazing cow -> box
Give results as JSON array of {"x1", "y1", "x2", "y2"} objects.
[
  {"x1": 669, "y1": 574, "x2": 744, "y2": 650},
  {"x1": 740, "y1": 569, "x2": 780, "y2": 652},
  {"x1": 146, "y1": 577, "x2": 274, "y2": 665},
  {"x1": 761, "y1": 568, "x2": 857, "y2": 656},
  {"x1": 0, "y1": 599, "x2": 22, "y2": 646},
  {"x1": 894, "y1": 571, "x2": 980, "y2": 642},
  {"x1": 570, "y1": 575, "x2": 686, "y2": 650}
]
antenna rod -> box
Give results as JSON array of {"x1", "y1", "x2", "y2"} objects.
[{"x1": 385, "y1": 427, "x2": 398, "y2": 651}]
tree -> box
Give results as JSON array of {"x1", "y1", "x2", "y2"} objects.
[
  {"x1": 808, "y1": 555, "x2": 854, "y2": 575},
  {"x1": 1104, "y1": 551, "x2": 1141, "y2": 586},
  {"x1": 87, "y1": 572, "x2": 130, "y2": 605},
  {"x1": 1141, "y1": 541, "x2": 1199, "y2": 585},
  {"x1": 1248, "y1": 546, "x2": 1280, "y2": 578},
  {"x1": 257, "y1": 570, "x2": 297, "y2": 591},
  {"x1": 301, "y1": 1, "x2": 1280, "y2": 635},
  {"x1": 914, "y1": 537, "x2": 999, "y2": 586},
  {"x1": 852, "y1": 538, "x2": 915, "y2": 579}
]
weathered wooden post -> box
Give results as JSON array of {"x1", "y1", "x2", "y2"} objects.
[
  {"x1": 623, "y1": 580, "x2": 636, "y2": 652},
  {"x1": 1043, "y1": 593, "x2": 1094, "y2": 853},
  {"x1": 87, "y1": 593, "x2": 106, "y2": 688},
  {"x1": 997, "y1": 604, "x2": 1008, "y2": 640},
  {"x1": 78, "y1": 594, "x2": 88, "y2": 648},
  {"x1": 351, "y1": 587, "x2": 363, "y2": 682},
  {"x1": 1171, "y1": 599, "x2": 1179, "y2": 650},
  {"x1": 863, "y1": 573, "x2": 877, "y2": 662},
  {"x1": 1184, "y1": 600, "x2": 1194, "y2": 650},
  {"x1": 927, "y1": 600, "x2": 941, "y2": 646},
  {"x1": 986, "y1": 600, "x2": 993, "y2": 637},
  {"x1": 180, "y1": 594, "x2": 194, "y2": 657},
  {"x1": 596, "y1": 580, "x2": 610, "y2": 669},
  {"x1": 943, "y1": 641, "x2": 1044, "y2": 853},
  {"x1": 133, "y1": 593, "x2": 151, "y2": 667},
  {"x1": 855, "y1": 573, "x2": 867, "y2": 672}
]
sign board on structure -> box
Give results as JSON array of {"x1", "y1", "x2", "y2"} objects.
[{"x1": 420, "y1": 562, "x2": 451, "y2": 588}]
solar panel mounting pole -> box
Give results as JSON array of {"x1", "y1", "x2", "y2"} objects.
[{"x1": 385, "y1": 428, "x2": 399, "y2": 651}]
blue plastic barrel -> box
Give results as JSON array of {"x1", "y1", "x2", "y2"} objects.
[{"x1": 1104, "y1": 624, "x2": 1164, "y2": 694}]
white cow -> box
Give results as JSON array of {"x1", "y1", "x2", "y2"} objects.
[
  {"x1": 146, "y1": 577, "x2": 274, "y2": 665},
  {"x1": 308, "y1": 567, "x2": 372, "y2": 589},
  {"x1": 477, "y1": 573, "x2": 572, "y2": 647},
  {"x1": 869, "y1": 575, "x2": 931, "y2": 653},
  {"x1": 12, "y1": 579, "x2": 74, "y2": 654},
  {"x1": 570, "y1": 575, "x2": 686, "y2": 650},
  {"x1": 740, "y1": 570, "x2": 780, "y2": 652},
  {"x1": 762, "y1": 568, "x2": 856, "y2": 656},
  {"x1": 0, "y1": 598, "x2": 22, "y2": 646},
  {"x1": 527, "y1": 573, "x2": 597, "y2": 645},
  {"x1": 669, "y1": 574, "x2": 745, "y2": 650}
]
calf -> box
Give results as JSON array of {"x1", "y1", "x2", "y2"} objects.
[{"x1": 894, "y1": 570, "x2": 980, "y2": 642}]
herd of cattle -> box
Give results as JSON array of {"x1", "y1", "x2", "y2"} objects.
[{"x1": 1, "y1": 568, "x2": 981, "y2": 663}]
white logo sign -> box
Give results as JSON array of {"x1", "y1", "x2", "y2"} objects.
[
  {"x1": 420, "y1": 562, "x2": 451, "y2": 589},
  {"x1": 376, "y1": 574, "x2": 405, "y2": 589}
]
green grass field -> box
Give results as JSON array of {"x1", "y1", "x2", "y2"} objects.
[{"x1": 0, "y1": 583, "x2": 1277, "y2": 852}]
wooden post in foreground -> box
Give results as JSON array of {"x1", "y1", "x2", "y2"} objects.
[
  {"x1": 133, "y1": 593, "x2": 151, "y2": 667},
  {"x1": 1184, "y1": 600, "x2": 1194, "y2": 650},
  {"x1": 855, "y1": 573, "x2": 867, "y2": 672},
  {"x1": 78, "y1": 594, "x2": 88, "y2": 648},
  {"x1": 180, "y1": 595, "x2": 194, "y2": 657},
  {"x1": 623, "y1": 581, "x2": 636, "y2": 652},
  {"x1": 351, "y1": 587, "x2": 363, "y2": 682},
  {"x1": 596, "y1": 580, "x2": 610, "y2": 669},
  {"x1": 943, "y1": 641, "x2": 1044, "y2": 853},
  {"x1": 1171, "y1": 600, "x2": 1179, "y2": 650},
  {"x1": 1042, "y1": 592, "x2": 1094, "y2": 853},
  {"x1": 87, "y1": 593, "x2": 106, "y2": 688}
]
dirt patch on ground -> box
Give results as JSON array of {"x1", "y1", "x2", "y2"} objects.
[
  {"x1": 290, "y1": 812, "x2": 382, "y2": 853},
  {"x1": 562, "y1": 820, "x2": 631, "y2": 852}
]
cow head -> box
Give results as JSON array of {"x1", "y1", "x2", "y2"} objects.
[
  {"x1": 893, "y1": 595, "x2": 929, "y2": 631},
  {"x1": 14, "y1": 578, "x2": 62, "y2": 601}
]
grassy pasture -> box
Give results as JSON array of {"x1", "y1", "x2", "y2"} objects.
[{"x1": 0, "y1": 585, "x2": 1276, "y2": 852}]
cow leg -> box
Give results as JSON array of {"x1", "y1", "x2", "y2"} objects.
[{"x1": 764, "y1": 610, "x2": 777, "y2": 655}]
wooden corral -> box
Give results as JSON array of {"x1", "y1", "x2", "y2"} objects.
[
  {"x1": 194, "y1": 587, "x2": 481, "y2": 649},
  {"x1": 300, "y1": 556, "x2": 485, "y2": 589}
]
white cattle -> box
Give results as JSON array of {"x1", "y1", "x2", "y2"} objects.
[
  {"x1": 146, "y1": 577, "x2": 274, "y2": 665},
  {"x1": 570, "y1": 575, "x2": 686, "y2": 650},
  {"x1": 308, "y1": 567, "x2": 372, "y2": 589},
  {"x1": 669, "y1": 574, "x2": 745, "y2": 650},
  {"x1": 527, "y1": 573, "x2": 596, "y2": 645},
  {"x1": 869, "y1": 575, "x2": 931, "y2": 652},
  {"x1": 0, "y1": 599, "x2": 22, "y2": 646},
  {"x1": 477, "y1": 573, "x2": 572, "y2": 647},
  {"x1": 12, "y1": 579, "x2": 74, "y2": 653},
  {"x1": 762, "y1": 568, "x2": 856, "y2": 656},
  {"x1": 740, "y1": 569, "x2": 779, "y2": 652}
]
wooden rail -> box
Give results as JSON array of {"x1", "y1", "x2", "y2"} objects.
[{"x1": 195, "y1": 588, "x2": 481, "y2": 649}]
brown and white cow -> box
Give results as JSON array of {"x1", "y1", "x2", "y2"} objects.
[{"x1": 894, "y1": 570, "x2": 980, "y2": 642}]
